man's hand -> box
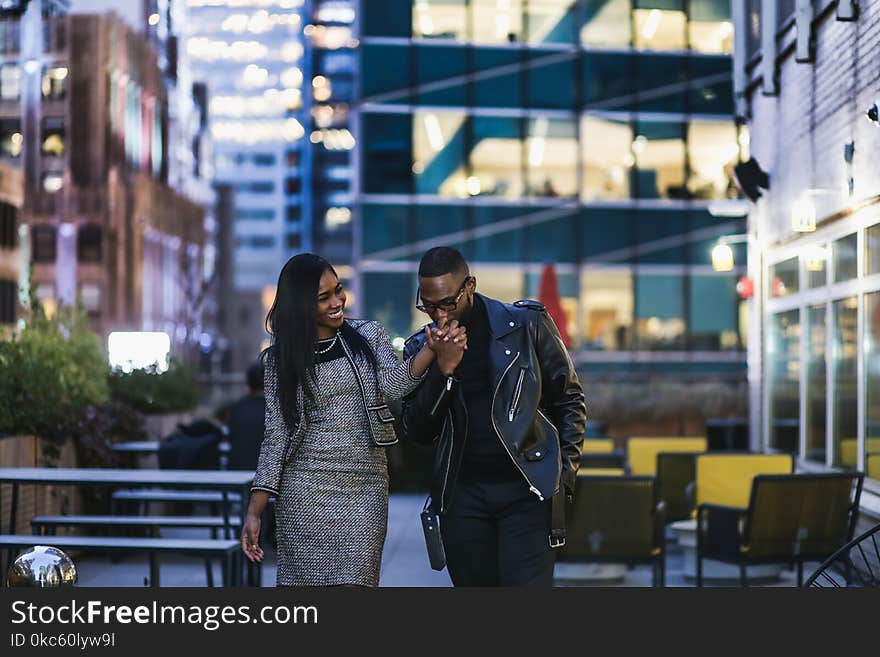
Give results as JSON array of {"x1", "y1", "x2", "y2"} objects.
[{"x1": 425, "y1": 319, "x2": 467, "y2": 376}]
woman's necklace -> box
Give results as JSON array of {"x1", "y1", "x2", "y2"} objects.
[{"x1": 315, "y1": 332, "x2": 338, "y2": 355}]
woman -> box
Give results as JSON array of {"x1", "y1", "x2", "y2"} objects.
[{"x1": 240, "y1": 254, "x2": 464, "y2": 587}]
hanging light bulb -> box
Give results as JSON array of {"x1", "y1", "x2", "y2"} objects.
[
  {"x1": 791, "y1": 194, "x2": 817, "y2": 232},
  {"x1": 711, "y1": 241, "x2": 734, "y2": 272}
]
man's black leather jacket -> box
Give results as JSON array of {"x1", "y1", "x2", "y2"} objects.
[{"x1": 402, "y1": 293, "x2": 586, "y2": 513}]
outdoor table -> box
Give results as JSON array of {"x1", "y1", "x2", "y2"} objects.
[
  {"x1": 0, "y1": 467, "x2": 255, "y2": 586},
  {"x1": 112, "y1": 441, "x2": 231, "y2": 454}
]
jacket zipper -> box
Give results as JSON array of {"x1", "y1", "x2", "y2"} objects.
[
  {"x1": 491, "y1": 352, "x2": 545, "y2": 501},
  {"x1": 508, "y1": 369, "x2": 526, "y2": 422},
  {"x1": 439, "y1": 408, "x2": 454, "y2": 513},
  {"x1": 430, "y1": 376, "x2": 453, "y2": 416}
]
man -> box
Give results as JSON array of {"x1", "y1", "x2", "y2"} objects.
[
  {"x1": 226, "y1": 361, "x2": 266, "y2": 472},
  {"x1": 402, "y1": 247, "x2": 585, "y2": 586}
]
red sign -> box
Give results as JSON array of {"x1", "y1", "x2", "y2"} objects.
[{"x1": 736, "y1": 276, "x2": 755, "y2": 299}]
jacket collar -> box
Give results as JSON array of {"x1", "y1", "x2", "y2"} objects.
[{"x1": 477, "y1": 293, "x2": 520, "y2": 339}]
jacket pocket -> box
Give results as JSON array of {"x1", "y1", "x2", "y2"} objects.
[{"x1": 367, "y1": 403, "x2": 396, "y2": 424}]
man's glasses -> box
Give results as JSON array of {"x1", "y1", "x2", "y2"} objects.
[{"x1": 415, "y1": 277, "x2": 472, "y2": 314}]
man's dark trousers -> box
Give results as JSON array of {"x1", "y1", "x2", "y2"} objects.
[{"x1": 441, "y1": 479, "x2": 555, "y2": 587}]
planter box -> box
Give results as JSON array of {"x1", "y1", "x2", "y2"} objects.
[{"x1": 0, "y1": 435, "x2": 82, "y2": 535}]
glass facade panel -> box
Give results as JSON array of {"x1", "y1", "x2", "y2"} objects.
[
  {"x1": 526, "y1": 117, "x2": 577, "y2": 197},
  {"x1": 469, "y1": 115, "x2": 523, "y2": 198},
  {"x1": 472, "y1": 205, "x2": 525, "y2": 261},
  {"x1": 633, "y1": 1, "x2": 686, "y2": 51},
  {"x1": 688, "y1": 0, "x2": 733, "y2": 54},
  {"x1": 363, "y1": 272, "x2": 414, "y2": 339},
  {"x1": 833, "y1": 233, "x2": 858, "y2": 283},
  {"x1": 806, "y1": 304, "x2": 826, "y2": 464},
  {"x1": 581, "y1": 0, "x2": 631, "y2": 47},
  {"x1": 770, "y1": 257, "x2": 798, "y2": 297},
  {"x1": 413, "y1": 0, "x2": 467, "y2": 41},
  {"x1": 689, "y1": 274, "x2": 738, "y2": 350},
  {"x1": 524, "y1": 212, "x2": 577, "y2": 263},
  {"x1": 413, "y1": 111, "x2": 466, "y2": 195},
  {"x1": 580, "y1": 208, "x2": 635, "y2": 263},
  {"x1": 472, "y1": 0, "x2": 523, "y2": 44},
  {"x1": 581, "y1": 116, "x2": 632, "y2": 200},
  {"x1": 362, "y1": 114, "x2": 413, "y2": 194},
  {"x1": 526, "y1": 51, "x2": 576, "y2": 109},
  {"x1": 687, "y1": 121, "x2": 738, "y2": 200},
  {"x1": 768, "y1": 310, "x2": 799, "y2": 454},
  {"x1": 632, "y1": 120, "x2": 685, "y2": 200},
  {"x1": 361, "y1": 44, "x2": 410, "y2": 103},
  {"x1": 865, "y1": 292, "x2": 880, "y2": 482},
  {"x1": 867, "y1": 223, "x2": 880, "y2": 276},
  {"x1": 581, "y1": 268, "x2": 633, "y2": 350},
  {"x1": 525, "y1": 0, "x2": 578, "y2": 45},
  {"x1": 415, "y1": 45, "x2": 467, "y2": 105},
  {"x1": 635, "y1": 273, "x2": 685, "y2": 349},
  {"x1": 473, "y1": 48, "x2": 523, "y2": 107},
  {"x1": 833, "y1": 297, "x2": 858, "y2": 470},
  {"x1": 805, "y1": 244, "x2": 829, "y2": 288}
]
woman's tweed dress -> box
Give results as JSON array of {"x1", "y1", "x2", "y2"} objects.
[{"x1": 252, "y1": 320, "x2": 425, "y2": 587}]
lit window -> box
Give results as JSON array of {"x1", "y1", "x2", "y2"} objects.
[
  {"x1": 41, "y1": 117, "x2": 65, "y2": 157},
  {"x1": 41, "y1": 66, "x2": 68, "y2": 99},
  {"x1": 0, "y1": 64, "x2": 21, "y2": 100}
]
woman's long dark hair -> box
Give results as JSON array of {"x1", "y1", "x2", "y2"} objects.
[{"x1": 263, "y1": 253, "x2": 376, "y2": 428}]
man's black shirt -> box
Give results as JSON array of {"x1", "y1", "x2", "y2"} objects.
[{"x1": 455, "y1": 295, "x2": 521, "y2": 483}]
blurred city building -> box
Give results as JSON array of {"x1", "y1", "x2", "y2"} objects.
[
  {"x1": 0, "y1": 1, "x2": 212, "y2": 358},
  {"x1": 302, "y1": 0, "x2": 356, "y2": 270},
  {"x1": 353, "y1": 0, "x2": 747, "y2": 381},
  {"x1": 187, "y1": 0, "x2": 308, "y2": 372},
  {"x1": 0, "y1": 161, "x2": 22, "y2": 332},
  {"x1": 734, "y1": 1, "x2": 880, "y2": 496}
]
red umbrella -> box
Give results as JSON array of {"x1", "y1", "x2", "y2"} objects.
[{"x1": 538, "y1": 263, "x2": 571, "y2": 349}]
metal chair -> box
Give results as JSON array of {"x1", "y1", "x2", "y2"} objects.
[
  {"x1": 697, "y1": 472, "x2": 864, "y2": 587},
  {"x1": 559, "y1": 474, "x2": 666, "y2": 586}
]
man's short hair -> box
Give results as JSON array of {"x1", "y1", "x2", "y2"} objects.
[
  {"x1": 418, "y1": 246, "x2": 469, "y2": 279},
  {"x1": 246, "y1": 361, "x2": 264, "y2": 392}
]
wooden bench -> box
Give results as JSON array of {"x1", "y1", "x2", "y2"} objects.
[{"x1": 0, "y1": 534, "x2": 242, "y2": 587}]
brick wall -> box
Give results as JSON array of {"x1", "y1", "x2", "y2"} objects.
[
  {"x1": 0, "y1": 436, "x2": 82, "y2": 535},
  {"x1": 748, "y1": 1, "x2": 880, "y2": 243}
]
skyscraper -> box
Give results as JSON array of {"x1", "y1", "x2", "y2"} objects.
[
  {"x1": 187, "y1": 0, "x2": 307, "y2": 368},
  {"x1": 354, "y1": 0, "x2": 747, "y2": 380}
]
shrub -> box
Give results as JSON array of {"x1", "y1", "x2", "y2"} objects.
[
  {"x1": 0, "y1": 303, "x2": 109, "y2": 446},
  {"x1": 108, "y1": 359, "x2": 201, "y2": 414}
]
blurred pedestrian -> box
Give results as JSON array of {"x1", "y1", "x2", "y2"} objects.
[
  {"x1": 226, "y1": 361, "x2": 265, "y2": 471},
  {"x1": 240, "y1": 253, "x2": 466, "y2": 587}
]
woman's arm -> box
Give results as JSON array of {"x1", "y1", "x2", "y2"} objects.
[
  {"x1": 250, "y1": 352, "x2": 290, "y2": 496},
  {"x1": 366, "y1": 321, "x2": 436, "y2": 400}
]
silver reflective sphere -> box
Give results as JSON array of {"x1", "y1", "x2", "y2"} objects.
[{"x1": 6, "y1": 545, "x2": 77, "y2": 587}]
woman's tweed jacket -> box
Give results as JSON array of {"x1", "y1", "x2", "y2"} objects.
[{"x1": 251, "y1": 319, "x2": 426, "y2": 495}]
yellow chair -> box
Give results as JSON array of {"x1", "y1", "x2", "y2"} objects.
[
  {"x1": 695, "y1": 453, "x2": 794, "y2": 509},
  {"x1": 868, "y1": 454, "x2": 880, "y2": 480},
  {"x1": 839, "y1": 438, "x2": 880, "y2": 468},
  {"x1": 626, "y1": 437, "x2": 707, "y2": 476},
  {"x1": 577, "y1": 468, "x2": 626, "y2": 477},
  {"x1": 582, "y1": 439, "x2": 616, "y2": 454}
]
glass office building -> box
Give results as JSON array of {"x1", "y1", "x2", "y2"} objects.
[{"x1": 353, "y1": 0, "x2": 747, "y2": 378}]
